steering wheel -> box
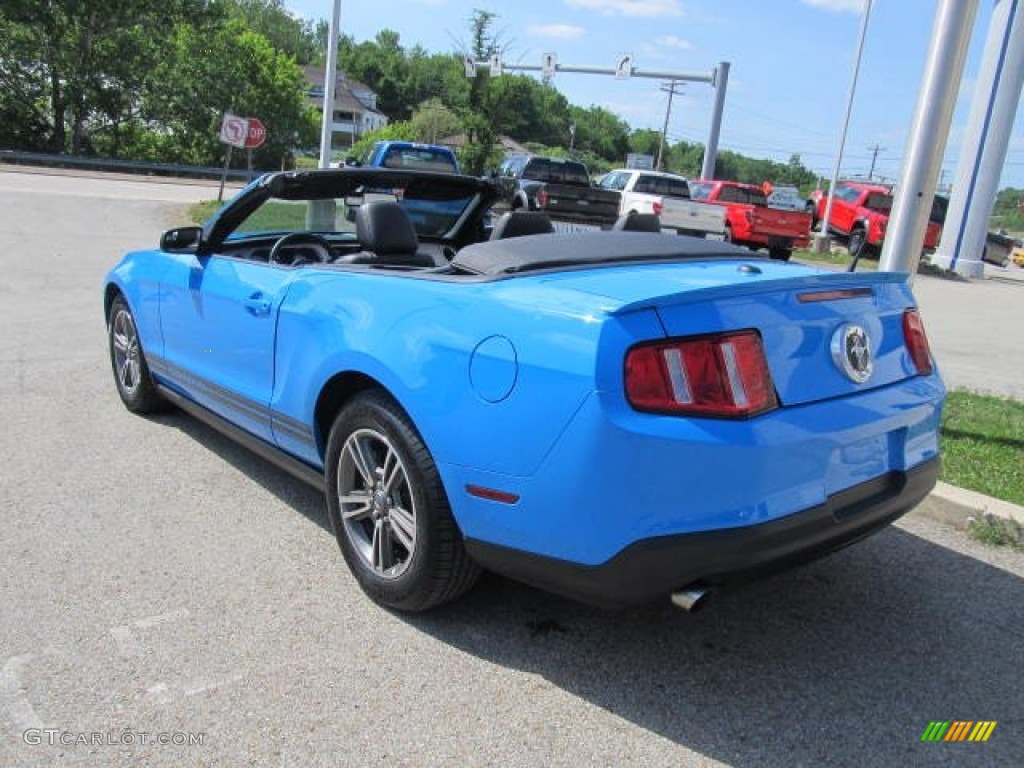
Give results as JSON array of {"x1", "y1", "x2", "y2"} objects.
[{"x1": 268, "y1": 232, "x2": 333, "y2": 265}]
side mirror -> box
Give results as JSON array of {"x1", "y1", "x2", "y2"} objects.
[
  {"x1": 160, "y1": 226, "x2": 203, "y2": 253},
  {"x1": 344, "y1": 156, "x2": 361, "y2": 167}
]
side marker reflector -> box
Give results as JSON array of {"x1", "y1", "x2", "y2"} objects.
[{"x1": 466, "y1": 485, "x2": 520, "y2": 504}]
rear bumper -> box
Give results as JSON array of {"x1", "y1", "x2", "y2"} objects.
[{"x1": 465, "y1": 456, "x2": 939, "y2": 607}]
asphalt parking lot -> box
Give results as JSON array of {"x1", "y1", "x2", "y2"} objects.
[{"x1": 1, "y1": 169, "x2": 1021, "y2": 767}]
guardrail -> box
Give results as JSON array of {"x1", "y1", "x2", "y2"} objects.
[{"x1": 0, "y1": 150, "x2": 257, "y2": 182}]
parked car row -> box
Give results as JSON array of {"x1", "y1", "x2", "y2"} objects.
[
  {"x1": 491, "y1": 154, "x2": 813, "y2": 261},
  {"x1": 492, "y1": 153, "x2": 967, "y2": 263}
]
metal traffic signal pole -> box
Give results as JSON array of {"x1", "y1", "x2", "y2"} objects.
[{"x1": 469, "y1": 55, "x2": 729, "y2": 178}]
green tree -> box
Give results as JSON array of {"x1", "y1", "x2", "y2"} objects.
[
  {"x1": 458, "y1": 9, "x2": 502, "y2": 175},
  {"x1": 349, "y1": 121, "x2": 418, "y2": 160},
  {"x1": 0, "y1": 0, "x2": 212, "y2": 154},
  {"x1": 568, "y1": 105, "x2": 630, "y2": 164},
  {"x1": 629, "y1": 129, "x2": 662, "y2": 158},
  {"x1": 339, "y1": 30, "x2": 410, "y2": 119},
  {"x1": 409, "y1": 99, "x2": 461, "y2": 144},
  {"x1": 140, "y1": 18, "x2": 317, "y2": 168},
  {"x1": 223, "y1": 0, "x2": 322, "y2": 65}
]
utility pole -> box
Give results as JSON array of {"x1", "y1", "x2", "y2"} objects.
[
  {"x1": 656, "y1": 81, "x2": 683, "y2": 171},
  {"x1": 813, "y1": 0, "x2": 873, "y2": 254},
  {"x1": 867, "y1": 144, "x2": 885, "y2": 180}
]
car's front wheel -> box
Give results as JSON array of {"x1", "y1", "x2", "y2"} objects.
[
  {"x1": 325, "y1": 391, "x2": 480, "y2": 611},
  {"x1": 108, "y1": 295, "x2": 164, "y2": 413}
]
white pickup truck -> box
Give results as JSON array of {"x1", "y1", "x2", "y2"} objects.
[{"x1": 598, "y1": 169, "x2": 726, "y2": 238}]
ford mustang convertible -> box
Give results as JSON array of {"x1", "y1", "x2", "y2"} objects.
[{"x1": 104, "y1": 168, "x2": 944, "y2": 612}]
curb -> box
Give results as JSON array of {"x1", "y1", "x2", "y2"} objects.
[{"x1": 911, "y1": 481, "x2": 1024, "y2": 531}]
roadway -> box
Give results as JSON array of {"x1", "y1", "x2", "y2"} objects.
[{"x1": 0, "y1": 169, "x2": 1021, "y2": 767}]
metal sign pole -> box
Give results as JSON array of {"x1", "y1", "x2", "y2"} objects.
[{"x1": 217, "y1": 145, "x2": 233, "y2": 203}]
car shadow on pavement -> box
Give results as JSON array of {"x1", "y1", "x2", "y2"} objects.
[
  {"x1": 407, "y1": 527, "x2": 1023, "y2": 766},
  {"x1": 150, "y1": 410, "x2": 331, "y2": 534},
  {"x1": 145, "y1": 409, "x2": 1021, "y2": 764}
]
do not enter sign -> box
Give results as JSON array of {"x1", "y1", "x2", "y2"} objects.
[{"x1": 244, "y1": 117, "x2": 266, "y2": 149}]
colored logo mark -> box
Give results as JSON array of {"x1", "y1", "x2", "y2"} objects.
[{"x1": 921, "y1": 721, "x2": 997, "y2": 742}]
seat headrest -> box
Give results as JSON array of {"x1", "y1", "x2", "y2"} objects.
[
  {"x1": 490, "y1": 211, "x2": 555, "y2": 240},
  {"x1": 613, "y1": 212, "x2": 662, "y2": 232},
  {"x1": 355, "y1": 201, "x2": 419, "y2": 255}
]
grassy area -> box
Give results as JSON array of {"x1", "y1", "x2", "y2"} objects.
[
  {"x1": 967, "y1": 514, "x2": 1023, "y2": 551},
  {"x1": 188, "y1": 200, "x2": 310, "y2": 231},
  {"x1": 940, "y1": 390, "x2": 1024, "y2": 507},
  {"x1": 793, "y1": 247, "x2": 877, "y2": 270}
]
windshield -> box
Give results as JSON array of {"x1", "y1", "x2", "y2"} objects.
[
  {"x1": 230, "y1": 188, "x2": 479, "y2": 239},
  {"x1": 380, "y1": 146, "x2": 458, "y2": 174},
  {"x1": 523, "y1": 158, "x2": 590, "y2": 184},
  {"x1": 634, "y1": 175, "x2": 690, "y2": 198},
  {"x1": 688, "y1": 182, "x2": 714, "y2": 200}
]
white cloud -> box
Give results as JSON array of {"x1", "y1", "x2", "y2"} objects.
[
  {"x1": 800, "y1": 0, "x2": 867, "y2": 13},
  {"x1": 528, "y1": 24, "x2": 586, "y2": 39},
  {"x1": 564, "y1": 0, "x2": 683, "y2": 18},
  {"x1": 655, "y1": 34, "x2": 692, "y2": 50}
]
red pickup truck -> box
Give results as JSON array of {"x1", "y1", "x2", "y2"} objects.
[
  {"x1": 689, "y1": 180, "x2": 810, "y2": 260},
  {"x1": 808, "y1": 180, "x2": 943, "y2": 256}
]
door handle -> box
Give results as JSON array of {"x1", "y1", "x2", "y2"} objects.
[{"x1": 243, "y1": 294, "x2": 272, "y2": 316}]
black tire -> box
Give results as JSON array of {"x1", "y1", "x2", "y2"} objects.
[
  {"x1": 769, "y1": 247, "x2": 792, "y2": 261},
  {"x1": 325, "y1": 390, "x2": 480, "y2": 611},
  {"x1": 723, "y1": 225, "x2": 733, "y2": 244},
  {"x1": 108, "y1": 295, "x2": 164, "y2": 414}
]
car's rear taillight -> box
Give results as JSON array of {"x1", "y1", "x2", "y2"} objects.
[
  {"x1": 653, "y1": 200, "x2": 664, "y2": 216},
  {"x1": 536, "y1": 188, "x2": 548, "y2": 208},
  {"x1": 902, "y1": 309, "x2": 933, "y2": 375},
  {"x1": 625, "y1": 330, "x2": 778, "y2": 418}
]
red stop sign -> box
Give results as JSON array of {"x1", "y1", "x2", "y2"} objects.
[{"x1": 244, "y1": 117, "x2": 266, "y2": 149}]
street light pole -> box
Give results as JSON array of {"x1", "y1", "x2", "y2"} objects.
[
  {"x1": 318, "y1": 0, "x2": 342, "y2": 169},
  {"x1": 308, "y1": 0, "x2": 342, "y2": 231},
  {"x1": 814, "y1": 0, "x2": 873, "y2": 253}
]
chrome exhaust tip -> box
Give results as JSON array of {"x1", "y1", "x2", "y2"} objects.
[{"x1": 670, "y1": 587, "x2": 709, "y2": 613}]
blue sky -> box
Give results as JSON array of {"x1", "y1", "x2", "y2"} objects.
[{"x1": 285, "y1": 0, "x2": 1023, "y2": 189}]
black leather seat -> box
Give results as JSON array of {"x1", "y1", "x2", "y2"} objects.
[
  {"x1": 490, "y1": 211, "x2": 555, "y2": 239},
  {"x1": 612, "y1": 212, "x2": 662, "y2": 232},
  {"x1": 336, "y1": 201, "x2": 439, "y2": 267}
]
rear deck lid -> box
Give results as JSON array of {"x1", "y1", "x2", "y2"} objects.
[{"x1": 544, "y1": 261, "x2": 925, "y2": 407}]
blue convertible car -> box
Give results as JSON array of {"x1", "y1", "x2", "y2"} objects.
[{"x1": 105, "y1": 168, "x2": 944, "y2": 612}]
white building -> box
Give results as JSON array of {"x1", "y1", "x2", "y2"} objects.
[{"x1": 302, "y1": 66, "x2": 388, "y2": 151}]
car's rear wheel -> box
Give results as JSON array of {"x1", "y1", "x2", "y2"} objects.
[
  {"x1": 108, "y1": 296, "x2": 164, "y2": 413},
  {"x1": 769, "y1": 247, "x2": 792, "y2": 261},
  {"x1": 325, "y1": 391, "x2": 480, "y2": 611}
]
